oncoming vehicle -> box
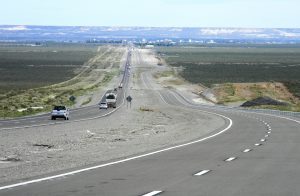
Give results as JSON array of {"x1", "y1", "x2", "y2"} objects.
[
  {"x1": 51, "y1": 106, "x2": 69, "y2": 120},
  {"x1": 99, "y1": 102, "x2": 108, "y2": 109}
]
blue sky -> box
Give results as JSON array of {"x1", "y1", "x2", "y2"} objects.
[{"x1": 0, "y1": 0, "x2": 299, "y2": 28}]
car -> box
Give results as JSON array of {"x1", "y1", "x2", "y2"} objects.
[
  {"x1": 51, "y1": 105, "x2": 69, "y2": 120},
  {"x1": 99, "y1": 102, "x2": 108, "y2": 109}
]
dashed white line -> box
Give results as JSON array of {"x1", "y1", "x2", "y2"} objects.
[
  {"x1": 225, "y1": 157, "x2": 236, "y2": 162},
  {"x1": 265, "y1": 135, "x2": 269, "y2": 138},
  {"x1": 194, "y1": 170, "x2": 211, "y2": 176},
  {"x1": 255, "y1": 143, "x2": 261, "y2": 146},
  {"x1": 243, "y1": 149, "x2": 252, "y2": 153},
  {"x1": 260, "y1": 139, "x2": 266, "y2": 142},
  {"x1": 267, "y1": 131, "x2": 271, "y2": 134},
  {"x1": 142, "y1": 191, "x2": 163, "y2": 196}
]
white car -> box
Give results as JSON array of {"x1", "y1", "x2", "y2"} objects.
[
  {"x1": 99, "y1": 102, "x2": 108, "y2": 109},
  {"x1": 51, "y1": 106, "x2": 69, "y2": 120}
]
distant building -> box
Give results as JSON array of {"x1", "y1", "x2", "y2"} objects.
[{"x1": 145, "y1": 45, "x2": 154, "y2": 48}]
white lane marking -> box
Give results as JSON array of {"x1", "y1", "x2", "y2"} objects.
[
  {"x1": 267, "y1": 131, "x2": 271, "y2": 134},
  {"x1": 0, "y1": 114, "x2": 233, "y2": 191},
  {"x1": 225, "y1": 157, "x2": 236, "y2": 162},
  {"x1": 265, "y1": 135, "x2": 269, "y2": 138},
  {"x1": 255, "y1": 143, "x2": 261, "y2": 146},
  {"x1": 243, "y1": 149, "x2": 252, "y2": 153},
  {"x1": 260, "y1": 139, "x2": 266, "y2": 142},
  {"x1": 194, "y1": 170, "x2": 211, "y2": 176},
  {"x1": 141, "y1": 72, "x2": 168, "y2": 105},
  {"x1": 1, "y1": 90, "x2": 127, "y2": 131},
  {"x1": 142, "y1": 191, "x2": 163, "y2": 196}
]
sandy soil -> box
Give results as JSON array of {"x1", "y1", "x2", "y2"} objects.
[
  {"x1": 213, "y1": 82, "x2": 299, "y2": 105},
  {"x1": 0, "y1": 48, "x2": 226, "y2": 184}
]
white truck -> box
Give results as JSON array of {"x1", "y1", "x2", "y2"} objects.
[{"x1": 106, "y1": 92, "x2": 117, "y2": 108}]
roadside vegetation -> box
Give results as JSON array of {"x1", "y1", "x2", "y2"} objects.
[
  {"x1": 156, "y1": 45, "x2": 300, "y2": 111},
  {"x1": 0, "y1": 43, "x2": 126, "y2": 118}
]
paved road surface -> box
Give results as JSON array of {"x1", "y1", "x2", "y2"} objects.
[{"x1": 0, "y1": 49, "x2": 299, "y2": 196}]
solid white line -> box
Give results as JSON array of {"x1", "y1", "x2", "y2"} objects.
[
  {"x1": 194, "y1": 170, "x2": 211, "y2": 176},
  {"x1": 142, "y1": 191, "x2": 163, "y2": 196},
  {"x1": 243, "y1": 149, "x2": 251, "y2": 153},
  {"x1": 225, "y1": 157, "x2": 236, "y2": 162},
  {"x1": 0, "y1": 113, "x2": 233, "y2": 191}
]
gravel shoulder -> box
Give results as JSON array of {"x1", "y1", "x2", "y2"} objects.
[{"x1": 0, "y1": 48, "x2": 227, "y2": 184}]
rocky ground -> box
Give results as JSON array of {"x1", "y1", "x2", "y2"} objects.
[{"x1": 0, "y1": 48, "x2": 226, "y2": 184}]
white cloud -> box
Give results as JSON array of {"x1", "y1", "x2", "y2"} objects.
[
  {"x1": 200, "y1": 28, "x2": 262, "y2": 35},
  {"x1": 275, "y1": 30, "x2": 300, "y2": 37},
  {"x1": 0, "y1": 25, "x2": 29, "y2": 31}
]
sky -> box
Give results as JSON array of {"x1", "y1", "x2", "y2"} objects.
[{"x1": 0, "y1": 0, "x2": 299, "y2": 28}]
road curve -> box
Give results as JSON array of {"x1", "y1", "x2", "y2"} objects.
[{"x1": 0, "y1": 49, "x2": 300, "y2": 196}]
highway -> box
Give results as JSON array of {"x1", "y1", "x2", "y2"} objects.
[
  {"x1": 0, "y1": 49, "x2": 300, "y2": 195},
  {"x1": 0, "y1": 51, "x2": 132, "y2": 131}
]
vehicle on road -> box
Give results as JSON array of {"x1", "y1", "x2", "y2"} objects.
[
  {"x1": 106, "y1": 92, "x2": 117, "y2": 108},
  {"x1": 99, "y1": 102, "x2": 108, "y2": 109},
  {"x1": 51, "y1": 106, "x2": 69, "y2": 120}
]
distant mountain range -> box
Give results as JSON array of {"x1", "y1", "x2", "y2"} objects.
[{"x1": 1, "y1": 25, "x2": 300, "y2": 43}]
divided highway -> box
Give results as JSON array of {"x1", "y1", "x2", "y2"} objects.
[{"x1": 1, "y1": 49, "x2": 300, "y2": 196}]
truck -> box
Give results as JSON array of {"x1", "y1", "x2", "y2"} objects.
[{"x1": 106, "y1": 92, "x2": 117, "y2": 108}]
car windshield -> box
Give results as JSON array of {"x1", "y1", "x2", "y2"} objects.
[{"x1": 54, "y1": 106, "x2": 66, "y2": 110}]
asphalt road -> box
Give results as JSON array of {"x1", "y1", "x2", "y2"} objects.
[
  {"x1": 0, "y1": 51, "x2": 132, "y2": 131},
  {"x1": 1, "y1": 49, "x2": 300, "y2": 195}
]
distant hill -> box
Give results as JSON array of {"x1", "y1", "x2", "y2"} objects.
[{"x1": 1, "y1": 25, "x2": 300, "y2": 43}]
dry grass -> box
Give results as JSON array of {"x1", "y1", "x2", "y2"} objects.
[{"x1": 0, "y1": 46, "x2": 126, "y2": 118}]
